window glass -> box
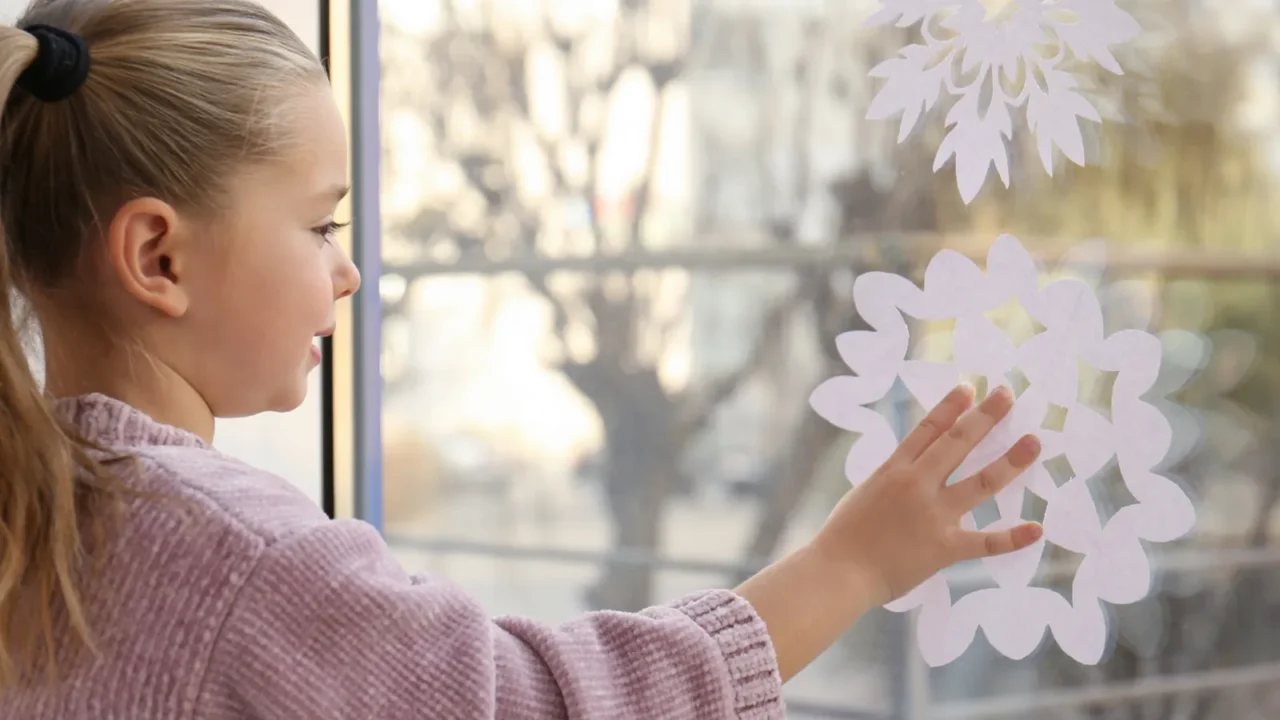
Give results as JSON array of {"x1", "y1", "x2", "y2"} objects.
[{"x1": 376, "y1": 0, "x2": 1280, "y2": 714}]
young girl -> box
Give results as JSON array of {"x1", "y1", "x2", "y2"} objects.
[{"x1": 0, "y1": 1, "x2": 1043, "y2": 717}]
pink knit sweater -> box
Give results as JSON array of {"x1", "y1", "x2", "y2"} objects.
[{"x1": 1, "y1": 394, "x2": 784, "y2": 719}]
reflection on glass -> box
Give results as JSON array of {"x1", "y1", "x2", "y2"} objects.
[{"x1": 378, "y1": 0, "x2": 1280, "y2": 715}]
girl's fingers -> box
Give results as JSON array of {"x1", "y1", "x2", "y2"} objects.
[
  {"x1": 890, "y1": 384, "x2": 975, "y2": 465},
  {"x1": 943, "y1": 434, "x2": 1041, "y2": 513},
  {"x1": 913, "y1": 386, "x2": 1016, "y2": 480},
  {"x1": 954, "y1": 522, "x2": 1044, "y2": 562}
]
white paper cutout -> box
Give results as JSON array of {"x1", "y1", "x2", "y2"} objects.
[
  {"x1": 809, "y1": 235, "x2": 1195, "y2": 666},
  {"x1": 865, "y1": 0, "x2": 1141, "y2": 203}
]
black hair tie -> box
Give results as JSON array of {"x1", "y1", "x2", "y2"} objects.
[{"x1": 16, "y1": 24, "x2": 91, "y2": 103}]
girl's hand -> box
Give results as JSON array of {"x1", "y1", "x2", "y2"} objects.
[
  {"x1": 736, "y1": 383, "x2": 1041, "y2": 682},
  {"x1": 810, "y1": 383, "x2": 1043, "y2": 607}
]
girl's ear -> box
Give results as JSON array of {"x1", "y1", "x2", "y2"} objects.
[{"x1": 104, "y1": 197, "x2": 191, "y2": 318}]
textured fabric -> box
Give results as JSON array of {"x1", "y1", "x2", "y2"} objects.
[{"x1": 0, "y1": 394, "x2": 784, "y2": 719}]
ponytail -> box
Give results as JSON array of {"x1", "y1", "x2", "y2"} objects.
[{"x1": 0, "y1": 27, "x2": 112, "y2": 692}]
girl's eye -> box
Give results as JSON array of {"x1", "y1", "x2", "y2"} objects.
[{"x1": 313, "y1": 220, "x2": 350, "y2": 243}]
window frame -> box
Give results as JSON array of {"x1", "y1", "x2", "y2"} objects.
[{"x1": 322, "y1": 0, "x2": 384, "y2": 530}]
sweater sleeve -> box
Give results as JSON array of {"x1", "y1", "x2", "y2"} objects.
[{"x1": 197, "y1": 520, "x2": 785, "y2": 720}]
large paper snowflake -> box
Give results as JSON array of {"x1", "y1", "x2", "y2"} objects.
[
  {"x1": 809, "y1": 235, "x2": 1195, "y2": 666},
  {"x1": 865, "y1": 0, "x2": 1141, "y2": 203}
]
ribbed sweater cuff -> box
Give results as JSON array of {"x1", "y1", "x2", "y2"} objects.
[{"x1": 674, "y1": 590, "x2": 784, "y2": 718}]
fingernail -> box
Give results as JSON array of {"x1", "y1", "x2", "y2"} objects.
[
  {"x1": 1022, "y1": 523, "x2": 1044, "y2": 543},
  {"x1": 992, "y1": 385, "x2": 1013, "y2": 402},
  {"x1": 1013, "y1": 434, "x2": 1041, "y2": 462}
]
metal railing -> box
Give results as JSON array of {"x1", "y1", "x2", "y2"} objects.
[{"x1": 383, "y1": 234, "x2": 1280, "y2": 280}]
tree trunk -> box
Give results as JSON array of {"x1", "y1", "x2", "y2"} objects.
[{"x1": 567, "y1": 362, "x2": 678, "y2": 612}]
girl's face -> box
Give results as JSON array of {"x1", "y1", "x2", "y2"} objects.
[
  {"x1": 37, "y1": 84, "x2": 358, "y2": 435},
  {"x1": 156, "y1": 86, "x2": 361, "y2": 419}
]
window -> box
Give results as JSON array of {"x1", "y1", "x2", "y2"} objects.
[{"x1": 358, "y1": 0, "x2": 1280, "y2": 716}]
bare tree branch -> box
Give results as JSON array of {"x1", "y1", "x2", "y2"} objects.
[
  {"x1": 525, "y1": 271, "x2": 571, "y2": 337},
  {"x1": 675, "y1": 287, "x2": 808, "y2": 443}
]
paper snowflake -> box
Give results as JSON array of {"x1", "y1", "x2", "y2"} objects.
[
  {"x1": 809, "y1": 235, "x2": 1195, "y2": 666},
  {"x1": 865, "y1": 0, "x2": 1141, "y2": 203}
]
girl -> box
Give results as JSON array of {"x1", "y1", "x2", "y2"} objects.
[{"x1": 0, "y1": 1, "x2": 1043, "y2": 717}]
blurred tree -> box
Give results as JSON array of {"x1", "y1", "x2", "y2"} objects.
[{"x1": 381, "y1": 0, "x2": 803, "y2": 611}]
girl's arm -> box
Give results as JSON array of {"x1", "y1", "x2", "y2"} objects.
[
  {"x1": 198, "y1": 384, "x2": 1036, "y2": 718},
  {"x1": 198, "y1": 521, "x2": 782, "y2": 719}
]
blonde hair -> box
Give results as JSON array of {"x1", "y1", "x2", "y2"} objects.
[{"x1": 0, "y1": 0, "x2": 326, "y2": 691}]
